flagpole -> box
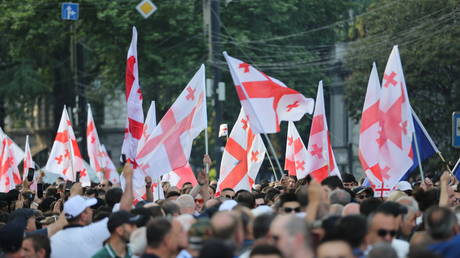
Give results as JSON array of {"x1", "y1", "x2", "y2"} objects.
[
  {"x1": 205, "y1": 127, "x2": 209, "y2": 174},
  {"x1": 437, "y1": 152, "x2": 452, "y2": 173},
  {"x1": 264, "y1": 144, "x2": 279, "y2": 181},
  {"x1": 412, "y1": 132, "x2": 425, "y2": 180}
]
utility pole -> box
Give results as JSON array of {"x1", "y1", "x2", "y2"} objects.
[{"x1": 204, "y1": 0, "x2": 223, "y2": 177}]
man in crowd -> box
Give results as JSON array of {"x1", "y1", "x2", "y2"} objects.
[
  {"x1": 142, "y1": 217, "x2": 184, "y2": 258},
  {"x1": 270, "y1": 215, "x2": 313, "y2": 258},
  {"x1": 92, "y1": 211, "x2": 140, "y2": 258},
  {"x1": 22, "y1": 234, "x2": 51, "y2": 258}
]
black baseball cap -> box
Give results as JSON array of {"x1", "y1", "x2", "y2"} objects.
[{"x1": 107, "y1": 211, "x2": 140, "y2": 233}]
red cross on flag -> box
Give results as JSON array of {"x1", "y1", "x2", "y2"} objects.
[
  {"x1": 284, "y1": 121, "x2": 310, "y2": 178},
  {"x1": 45, "y1": 107, "x2": 90, "y2": 186},
  {"x1": 121, "y1": 26, "x2": 144, "y2": 163},
  {"x1": 87, "y1": 105, "x2": 107, "y2": 183},
  {"x1": 0, "y1": 134, "x2": 23, "y2": 192},
  {"x1": 377, "y1": 46, "x2": 414, "y2": 191},
  {"x1": 136, "y1": 65, "x2": 207, "y2": 179},
  {"x1": 358, "y1": 63, "x2": 389, "y2": 196},
  {"x1": 303, "y1": 82, "x2": 340, "y2": 182},
  {"x1": 217, "y1": 108, "x2": 266, "y2": 194},
  {"x1": 223, "y1": 52, "x2": 314, "y2": 134}
]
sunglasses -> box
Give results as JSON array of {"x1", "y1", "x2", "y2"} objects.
[
  {"x1": 284, "y1": 207, "x2": 301, "y2": 213},
  {"x1": 377, "y1": 229, "x2": 397, "y2": 238},
  {"x1": 357, "y1": 194, "x2": 370, "y2": 199},
  {"x1": 225, "y1": 195, "x2": 234, "y2": 199}
]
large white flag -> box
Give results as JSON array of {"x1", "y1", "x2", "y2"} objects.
[
  {"x1": 136, "y1": 65, "x2": 207, "y2": 180},
  {"x1": 45, "y1": 107, "x2": 90, "y2": 186},
  {"x1": 303, "y1": 82, "x2": 340, "y2": 182},
  {"x1": 377, "y1": 46, "x2": 414, "y2": 194},
  {"x1": 217, "y1": 108, "x2": 266, "y2": 194},
  {"x1": 358, "y1": 63, "x2": 386, "y2": 193},
  {"x1": 224, "y1": 52, "x2": 314, "y2": 134},
  {"x1": 121, "y1": 26, "x2": 144, "y2": 162}
]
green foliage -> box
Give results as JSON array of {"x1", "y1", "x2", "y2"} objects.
[{"x1": 344, "y1": 0, "x2": 460, "y2": 165}]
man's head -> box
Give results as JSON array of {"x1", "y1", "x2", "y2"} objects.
[
  {"x1": 176, "y1": 194, "x2": 196, "y2": 215},
  {"x1": 342, "y1": 203, "x2": 360, "y2": 216},
  {"x1": 321, "y1": 176, "x2": 343, "y2": 191},
  {"x1": 235, "y1": 190, "x2": 256, "y2": 209},
  {"x1": 146, "y1": 217, "x2": 182, "y2": 256},
  {"x1": 329, "y1": 189, "x2": 351, "y2": 206},
  {"x1": 22, "y1": 234, "x2": 51, "y2": 258},
  {"x1": 161, "y1": 200, "x2": 181, "y2": 217},
  {"x1": 253, "y1": 213, "x2": 276, "y2": 242},
  {"x1": 9, "y1": 208, "x2": 39, "y2": 232},
  {"x1": 317, "y1": 240, "x2": 354, "y2": 258},
  {"x1": 255, "y1": 193, "x2": 266, "y2": 207},
  {"x1": 424, "y1": 206, "x2": 459, "y2": 241},
  {"x1": 64, "y1": 195, "x2": 97, "y2": 225},
  {"x1": 335, "y1": 215, "x2": 368, "y2": 249},
  {"x1": 341, "y1": 174, "x2": 357, "y2": 189},
  {"x1": 107, "y1": 211, "x2": 139, "y2": 242},
  {"x1": 366, "y1": 211, "x2": 399, "y2": 245},
  {"x1": 221, "y1": 188, "x2": 235, "y2": 200},
  {"x1": 270, "y1": 215, "x2": 312, "y2": 258},
  {"x1": 210, "y1": 211, "x2": 244, "y2": 248},
  {"x1": 396, "y1": 196, "x2": 419, "y2": 237},
  {"x1": 354, "y1": 187, "x2": 374, "y2": 203},
  {"x1": 278, "y1": 192, "x2": 301, "y2": 214},
  {"x1": 105, "y1": 187, "x2": 123, "y2": 208}
]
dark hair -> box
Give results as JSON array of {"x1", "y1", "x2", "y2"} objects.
[
  {"x1": 23, "y1": 234, "x2": 51, "y2": 258},
  {"x1": 105, "y1": 188, "x2": 123, "y2": 208},
  {"x1": 341, "y1": 173, "x2": 357, "y2": 183},
  {"x1": 321, "y1": 176, "x2": 343, "y2": 190},
  {"x1": 376, "y1": 202, "x2": 408, "y2": 217},
  {"x1": 253, "y1": 213, "x2": 276, "y2": 239},
  {"x1": 235, "y1": 190, "x2": 255, "y2": 209},
  {"x1": 221, "y1": 188, "x2": 235, "y2": 193},
  {"x1": 360, "y1": 198, "x2": 383, "y2": 216},
  {"x1": 146, "y1": 218, "x2": 172, "y2": 248},
  {"x1": 166, "y1": 191, "x2": 181, "y2": 199},
  {"x1": 161, "y1": 200, "x2": 180, "y2": 216},
  {"x1": 335, "y1": 215, "x2": 367, "y2": 248},
  {"x1": 199, "y1": 239, "x2": 234, "y2": 258},
  {"x1": 425, "y1": 206, "x2": 457, "y2": 241},
  {"x1": 295, "y1": 186, "x2": 309, "y2": 208},
  {"x1": 278, "y1": 192, "x2": 299, "y2": 208},
  {"x1": 264, "y1": 188, "x2": 280, "y2": 204},
  {"x1": 413, "y1": 188, "x2": 440, "y2": 212},
  {"x1": 250, "y1": 244, "x2": 282, "y2": 257}
]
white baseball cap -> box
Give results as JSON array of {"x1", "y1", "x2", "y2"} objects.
[
  {"x1": 396, "y1": 181, "x2": 413, "y2": 191},
  {"x1": 64, "y1": 195, "x2": 97, "y2": 219}
]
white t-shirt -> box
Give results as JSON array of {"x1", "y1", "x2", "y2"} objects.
[
  {"x1": 50, "y1": 218, "x2": 110, "y2": 258},
  {"x1": 392, "y1": 238, "x2": 409, "y2": 258}
]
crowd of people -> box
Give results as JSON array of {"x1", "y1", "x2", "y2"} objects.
[{"x1": 1, "y1": 155, "x2": 459, "y2": 258}]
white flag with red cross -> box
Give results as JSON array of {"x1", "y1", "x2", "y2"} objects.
[
  {"x1": 45, "y1": 107, "x2": 90, "y2": 186},
  {"x1": 284, "y1": 121, "x2": 310, "y2": 178},
  {"x1": 22, "y1": 135, "x2": 35, "y2": 180},
  {"x1": 358, "y1": 63, "x2": 389, "y2": 196},
  {"x1": 223, "y1": 52, "x2": 314, "y2": 134},
  {"x1": 0, "y1": 128, "x2": 24, "y2": 165},
  {"x1": 133, "y1": 101, "x2": 158, "y2": 202},
  {"x1": 304, "y1": 82, "x2": 340, "y2": 182},
  {"x1": 87, "y1": 105, "x2": 107, "y2": 183},
  {"x1": 22, "y1": 135, "x2": 38, "y2": 191},
  {"x1": 162, "y1": 163, "x2": 198, "y2": 189},
  {"x1": 376, "y1": 46, "x2": 414, "y2": 193},
  {"x1": 0, "y1": 135, "x2": 23, "y2": 192},
  {"x1": 121, "y1": 26, "x2": 144, "y2": 163},
  {"x1": 136, "y1": 65, "x2": 207, "y2": 180},
  {"x1": 217, "y1": 108, "x2": 266, "y2": 194}
]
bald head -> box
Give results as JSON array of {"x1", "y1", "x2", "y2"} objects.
[
  {"x1": 270, "y1": 215, "x2": 312, "y2": 258},
  {"x1": 176, "y1": 194, "x2": 195, "y2": 215},
  {"x1": 317, "y1": 240, "x2": 354, "y2": 258},
  {"x1": 342, "y1": 203, "x2": 360, "y2": 216}
]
